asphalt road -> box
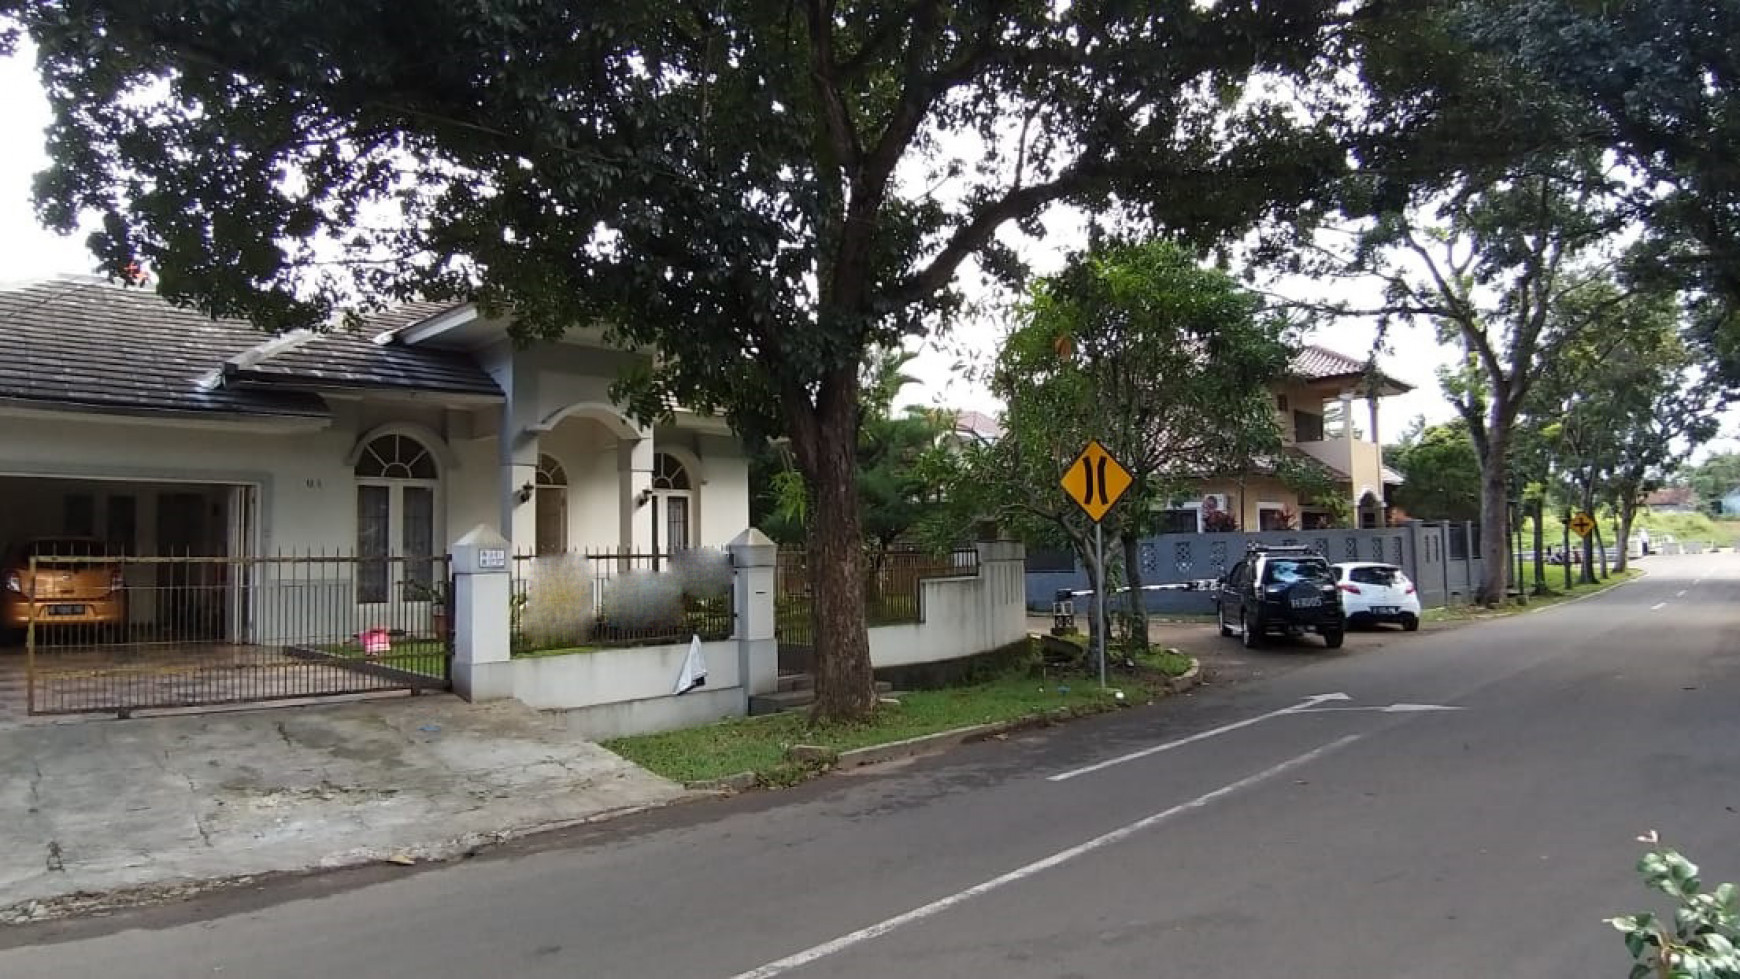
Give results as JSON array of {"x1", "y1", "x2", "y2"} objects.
[{"x1": 6, "y1": 554, "x2": 1739, "y2": 978}]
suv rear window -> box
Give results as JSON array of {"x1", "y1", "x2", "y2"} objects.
[
  {"x1": 1349, "y1": 566, "x2": 1403, "y2": 586},
  {"x1": 1262, "y1": 559, "x2": 1332, "y2": 584}
]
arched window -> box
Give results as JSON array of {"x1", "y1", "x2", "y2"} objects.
[
  {"x1": 354, "y1": 435, "x2": 438, "y2": 480},
  {"x1": 652, "y1": 453, "x2": 691, "y2": 491},
  {"x1": 535, "y1": 454, "x2": 568, "y2": 556},
  {"x1": 354, "y1": 434, "x2": 440, "y2": 603},
  {"x1": 650, "y1": 452, "x2": 694, "y2": 551}
]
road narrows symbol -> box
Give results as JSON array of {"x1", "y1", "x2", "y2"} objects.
[{"x1": 1060, "y1": 440, "x2": 1131, "y2": 523}]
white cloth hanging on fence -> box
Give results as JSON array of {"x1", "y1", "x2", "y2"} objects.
[{"x1": 674, "y1": 635, "x2": 708, "y2": 695}]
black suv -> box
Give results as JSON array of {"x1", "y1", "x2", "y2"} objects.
[{"x1": 1215, "y1": 545, "x2": 1345, "y2": 649}]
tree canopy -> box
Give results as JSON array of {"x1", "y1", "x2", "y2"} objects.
[
  {"x1": 933, "y1": 239, "x2": 1292, "y2": 653},
  {"x1": 5, "y1": 0, "x2": 1479, "y2": 720}
]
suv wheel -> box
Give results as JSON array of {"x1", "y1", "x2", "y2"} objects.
[
  {"x1": 1241, "y1": 610, "x2": 1262, "y2": 648},
  {"x1": 1323, "y1": 626, "x2": 1345, "y2": 649}
]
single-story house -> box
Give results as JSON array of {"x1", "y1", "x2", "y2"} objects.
[
  {"x1": 0, "y1": 275, "x2": 750, "y2": 597},
  {"x1": 1643, "y1": 486, "x2": 1698, "y2": 514}
]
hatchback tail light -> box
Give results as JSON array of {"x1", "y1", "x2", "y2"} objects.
[
  {"x1": 1338, "y1": 583, "x2": 1361, "y2": 594},
  {"x1": 3, "y1": 572, "x2": 20, "y2": 594},
  {"x1": 1405, "y1": 583, "x2": 1416, "y2": 595}
]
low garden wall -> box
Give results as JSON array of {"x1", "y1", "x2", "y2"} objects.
[
  {"x1": 507, "y1": 638, "x2": 744, "y2": 739},
  {"x1": 868, "y1": 541, "x2": 1027, "y2": 670}
]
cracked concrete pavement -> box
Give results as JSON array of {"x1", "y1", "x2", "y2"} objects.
[{"x1": 0, "y1": 697, "x2": 690, "y2": 919}]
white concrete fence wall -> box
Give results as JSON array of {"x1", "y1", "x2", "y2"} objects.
[
  {"x1": 450, "y1": 529, "x2": 1028, "y2": 739},
  {"x1": 868, "y1": 540, "x2": 1028, "y2": 669}
]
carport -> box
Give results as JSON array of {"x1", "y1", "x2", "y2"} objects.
[{"x1": 0, "y1": 474, "x2": 256, "y2": 645}]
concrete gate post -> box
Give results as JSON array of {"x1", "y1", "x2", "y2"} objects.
[
  {"x1": 729, "y1": 528, "x2": 779, "y2": 701},
  {"x1": 450, "y1": 524, "x2": 514, "y2": 702}
]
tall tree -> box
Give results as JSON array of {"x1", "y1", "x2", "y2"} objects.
[
  {"x1": 933, "y1": 240, "x2": 1291, "y2": 656},
  {"x1": 1460, "y1": 0, "x2": 1740, "y2": 373},
  {"x1": 1294, "y1": 154, "x2": 1638, "y2": 604},
  {"x1": 5, "y1": 0, "x2": 1439, "y2": 721}
]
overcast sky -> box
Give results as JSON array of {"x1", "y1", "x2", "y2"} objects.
[{"x1": 0, "y1": 49, "x2": 1730, "y2": 456}]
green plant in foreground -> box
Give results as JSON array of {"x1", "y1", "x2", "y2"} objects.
[{"x1": 1610, "y1": 834, "x2": 1740, "y2": 978}]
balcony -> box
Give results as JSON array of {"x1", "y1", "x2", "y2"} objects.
[{"x1": 1295, "y1": 436, "x2": 1385, "y2": 494}]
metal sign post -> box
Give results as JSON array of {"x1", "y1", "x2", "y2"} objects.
[{"x1": 1060, "y1": 440, "x2": 1133, "y2": 687}]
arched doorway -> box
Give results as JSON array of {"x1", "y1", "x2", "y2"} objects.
[
  {"x1": 651, "y1": 452, "x2": 693, "y2": 552},
  {"x1": 1358, "y1": 490, "x2": 1385, "y2": 529},
  {"x1": 354, "y1": 433, "x2": 440, "y2": 604},
  {"x1": 535, "y1": 454, "x2": 568, "y2": 556}
]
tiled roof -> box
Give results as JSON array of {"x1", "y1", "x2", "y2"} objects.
[
  {"x1": 1290, "y1": 344, "x2": 1413, "y2": 393},
  {"x1": 229, "y1": 329, "x2": 500, "y2": 397},
  {"x1": 0, "y1": 277, "x2": 327, "y2": 419},
  {"x1": 952, "y1": 409, "x2": 1003, "y2": 440},
  {"x1": 0, "y1": 277, "x2": 501, "y2": 418},
  {"x1": 1645, "y1": 486, "x2": 1696, "y2": 507},
  {"x1": 359, "y1": 300, "x2": 470, "y2": 335}
]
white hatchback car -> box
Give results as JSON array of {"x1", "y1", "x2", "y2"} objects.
[{"x1": 1330, "y1": 562, "x2": 1422, "y2": 631}]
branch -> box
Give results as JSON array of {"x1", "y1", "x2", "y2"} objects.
[{"x1": 803, "y1": 0, "x2": 863, "y2": 171}]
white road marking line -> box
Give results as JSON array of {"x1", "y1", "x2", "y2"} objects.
[
  {"x1": 1678, "y1": 590, "x2": 1688, "y2": 597},
  {"x1": 726, "y1": 735, "x2": 1363, "y2": 979},
  {"x1": 1652, "y1": 602, "x2": 1668, "y2": 610},
  {"x1": 1300, "y1": 704, "x2": 1464, "y2": 714},
  {"x1": 1047, "y1": 693, "x2": 1350, "y2": 782}
]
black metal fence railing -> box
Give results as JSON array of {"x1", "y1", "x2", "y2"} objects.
[
  {"x1": 18, "y1": 552, "x2": 451, "y2": 716},
  {"x1": 775, "y1": 545, "x2": 979, "y2": 650},
  {"x1": 509, "y1": 548, "x2": 735, "y2": 656}
]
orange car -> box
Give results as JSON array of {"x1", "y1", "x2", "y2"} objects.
[{"x1": 2, "y1": 537, "x2": 127, "y2": 636}]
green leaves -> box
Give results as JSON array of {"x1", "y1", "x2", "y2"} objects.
[{"x1": 1612, "y1": 842, "x2": 1740, "y2": 979}]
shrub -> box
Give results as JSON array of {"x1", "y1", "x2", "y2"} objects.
[{"x1": 1609, "y1": 836, "x2": 1740, "y2": 978}]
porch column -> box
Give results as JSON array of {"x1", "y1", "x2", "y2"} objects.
[
  {"x1": 1367, "y1": 394, "x2": 1381, "y2": 447},
  {"x1": 497, "y1": 352, "x2": 540, "y2": 551},
  {"x1": 1341, "y1": 390, "x2": 1360, "y2": 514},
  {"x1": 451, "y1": 525, "x2": 513, "y2": 701},
  {"x1": 619, "y1": 434, "x2": 656, "y2": 553}
]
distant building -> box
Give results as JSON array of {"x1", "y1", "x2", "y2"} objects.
[{"x1": 1644, "y1": 486, "x2": 1699, "y2": 514}]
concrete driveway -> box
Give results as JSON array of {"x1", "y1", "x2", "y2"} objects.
[{"x1": 0, "y1": 696, "x2": 688, "y2": 919}]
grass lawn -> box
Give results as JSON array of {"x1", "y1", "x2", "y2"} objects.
[
  {"x1": 1424, "y1": 568, "x2": 1642, "y2": 623},
  {"x1": 512, "y1": 643, "x2": 603, "y2": 659},
  {"x1": 315, "y1": 639, "x2": 448, "y2": 677},
  {"x1": 606, "y1": 666, "x2": 1170, "y2": 785}
]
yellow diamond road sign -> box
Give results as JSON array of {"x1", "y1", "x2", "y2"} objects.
[
  {"x1": 1570, "y1": 511, "x2": 1596, "y2": 539},
  {"x1": 1061, "y1": 440, "x2": 1133, "y2": 523}
]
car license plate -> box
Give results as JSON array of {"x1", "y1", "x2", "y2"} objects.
[
  {"x1": 49, "y1": 604, "x2": 86, "y2": 616},
  {"x1": 1371, "y1": 606, "x2": 1398, "y2": 615},
  {"x1": 1290, "y1": 596, "x2": 1322, "y2": 609}
]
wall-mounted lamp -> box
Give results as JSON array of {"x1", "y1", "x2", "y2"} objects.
[
  {"x1": 515, "y1": 482, "x2": 535, "y2": 505},
  {"x1": 634, "y1": 487, "x2": 654, "y2": 509}
]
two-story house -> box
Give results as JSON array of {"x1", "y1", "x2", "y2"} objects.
[{"x1": 1154, "y1": 345, "x2": 1410, "y2": 533}]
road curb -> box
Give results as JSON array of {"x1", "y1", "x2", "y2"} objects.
[
  {"x1": 1525, "y1": 567, "x2": 1646, "y2": 615},
  {"x1": 784, "y1": 657, "x2": 1204, "y2": 773}
]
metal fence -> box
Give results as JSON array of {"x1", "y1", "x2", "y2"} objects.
[
  {"x1": 509, "y1": 548, "x2": 735, "y2": 656},
  {"x1": 775, "y1": 546, "x2": 980, "y2": 653},
  {"x1": 19, "y1": 553, "x2": 451, "y2": 716},
  {"x1": 1023, "y1": 523, "x2": 1501, "y2": 613}
]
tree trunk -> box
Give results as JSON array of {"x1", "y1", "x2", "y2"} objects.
[
  {"x1": 1614, "y1": 503, "x2": 1635, "y2": 574},
  {"x1": 1530, "y1": 498, "x2": 1545, "y2": 595},
  {"x1": 1476, "y1": 433, "x2": 1511, "y2": 606},
  {"x1": 1596, "y1": 523, "x2": 1610, "y2": 578},
  {"x1": 1120, "y1": 531, "x2": 1149, "y2": 657},
  {"x1": 800, "y1": 398, "x2": 877, "y2": 724},
  {"x1": 1579, "y1": 487, "x2": 1597, "y2": 584}
]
